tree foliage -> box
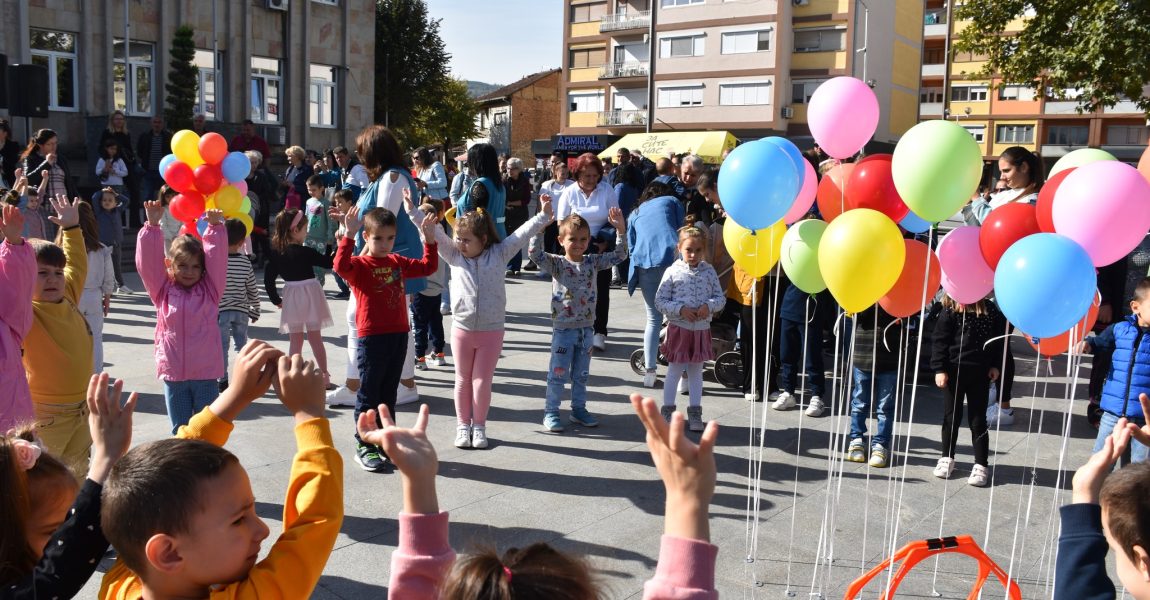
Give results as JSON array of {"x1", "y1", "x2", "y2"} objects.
[
  {"x1": 400, "y1": 77, "x2": 479, "y2": 150},
  {"x1": 374, "y1": 0, "x2": 453, "y2": 146},
  {"x1": 164, "y1": 25, "x2": 198, "y2": 131},
  {"x1": 953, "y1": 0, "x2": 1150, "y2": 114}
]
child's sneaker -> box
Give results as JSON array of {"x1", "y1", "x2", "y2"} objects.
[
  {"x1": 678, "y1": 375, "x2": 689, "y2": 396},
  {"x1": 846, "y1": 438, "x2": 867, "y2": 463},
  {"x1": 355, "y1": 443, "x2": 388, "y2": 473},
  {"x1": 661, "y1": 404, "x2": 676, "y2": 423},
  {"x1": 430, "y1": 352, "x2": 447, "y2": 367},
  {"x1": 686, "y1": 406, "x2": 705, "y2": 432},
  {"x1": 868, "y1": 444, "x2": 889, "y2": 468},
  {"x1": 543, "y1": 412, "x2": 564, "y2": 433},
  {"x1": 454, "y1": 425, "x2": 472, "y2": 448},
  {"x1": 325, "y1": 386, "x2": 357, "y2": 407},
  {"x1": 771, "y1": 391, "x2": 796, "y2": 411},
  {"x1": 933, "y1": 457, "x2": 955, "y2": 479},
  {"x1": 805, "y1": 396, "x2": 826, "y2": 417},
  {"x1": 643, "y1": 369, "x2": 658, "y2": 388},
  {"x1": 569, "y1": 407, "x2": 599, "y2": 427},
  {"x1": 968, "y1": 464, "x2": 990, "y2": 487},
  {"x1": 986, "y1": 404, "x2": 1015, "y2": 427},
  {"x1": 397, "y1": 381, "x2": 419, "y2": 405},
  {"x1": 471, "y1": 425, "x2": 489, "y2": 449},
  {"x1": 415, "y1": 356, "x2": 428, "y2": 371}
]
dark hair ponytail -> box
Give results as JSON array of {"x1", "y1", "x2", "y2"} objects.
[
  {"x1": 999, "y1": 146, "x2": 1043, "y2": 189},
  {"x1": 442, "y1": 543, "x2": 600, "y2": 600}
]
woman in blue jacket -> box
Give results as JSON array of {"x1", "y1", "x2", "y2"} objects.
[{"x1": 626, "y1": 181, "x2": 684, "y2": 388}]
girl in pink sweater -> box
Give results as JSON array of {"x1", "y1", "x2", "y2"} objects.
[
  {"x1": 0, "y1": 204, "x2": 35, "y2": 431},
  {"x1": 357, "y1": 395, "x2": 720, "y2": 599}
]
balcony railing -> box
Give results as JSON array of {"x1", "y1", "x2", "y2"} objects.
[
  {"x1": 599, "y1": 61, "x2": 649, "y2": 79},
  {"x1": 597, "y1": 110, "x2": 648, "y2": 127},
  {"x1": 600, "y1": 10, "x2": 651, "y2": 33}
]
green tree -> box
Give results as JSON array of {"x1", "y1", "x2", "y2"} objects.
[
  {"x1": 164, "y1": 25, "x2": 198, "y2": 131},
  {"x1": 402, "y1": 77, "x2": 479, "y2": 150},
  {"x1": 953, "y1": 1, "x2": 1150, "y2": 114},
  {"x1": 374, "y1": 0, "x2": 451, "y2": 143}
]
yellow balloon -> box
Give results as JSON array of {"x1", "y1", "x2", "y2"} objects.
[
  {"x1": 445, "y1": 206, "x2": 457, "y2": 228},
  {"x1": 817, "y1": 208, "x2": 905, "y2": 314},
  {"x1": 171, "y1": 130, "x2": 204, "y2": 168},
  {"x1": 215, "y1": 186, "x2": 243, "y2": 214},
  {"x1": 723, "y1": 217, "x2": 785, "y2": 278},
  {"x1": 233, "y1": 213, "x2": 254, "y2": 236}
]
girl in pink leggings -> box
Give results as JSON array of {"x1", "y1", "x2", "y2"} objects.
[{"x1": 422, "y1": 190, "x2": 553, "y2": 450}]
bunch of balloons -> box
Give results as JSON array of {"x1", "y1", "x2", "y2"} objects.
[{"x1": 161, "y1": 130, "x2": 255, "y2": 238}]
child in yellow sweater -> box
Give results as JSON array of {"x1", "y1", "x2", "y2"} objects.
[{"x1": 23, "y1": 194, "x2": 93, "y2": 472}]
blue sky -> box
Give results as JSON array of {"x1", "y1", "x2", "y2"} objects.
[{"x1": 426, "y1": 0, "x2": 563, "y2": 85}]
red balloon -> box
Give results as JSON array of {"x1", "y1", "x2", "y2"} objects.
[
  {"x1": 815, "y1": 163, "x2": 856, "y2": 223},
  {"x1": 198, "y1": 133, "x2": 228, "y2": 165},
  {"x1": 844, "y1": 154, "x2": 910, "y2": 223},
  {"x1": 164, "y1": 161, "x2": 197, "y2": 195},
  {"x1": 978, "y1": 203, "x2": 1041, "y2": 270},
  {"x1": 1027, "y1": 291, "x2": 1100, "y2": 356},
  {"x1": 169, "y1": 193, "x2": 205, "y2": 223},
  {"x1": 1036, "y1": 168, "x2": 1074, "y2": 233},
  {"x1": 193, "y1": 164, "x2": 223, "y2": 195},
  {"x1": 879, "y1": 239, "x2": 942, "y2": 318},
  {"x1": 177, "y1": 222, "x2": 201, "y2": 240}
]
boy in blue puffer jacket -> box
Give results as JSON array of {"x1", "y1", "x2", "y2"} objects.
[{"x1": 1079, "y1": 277, "x2": 1150, "y2": 463}]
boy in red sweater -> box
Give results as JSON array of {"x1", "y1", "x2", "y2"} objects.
[{"x1": 334, "y1": 206, "x2": 438, "y2": 473}]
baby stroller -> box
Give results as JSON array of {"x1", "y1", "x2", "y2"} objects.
[{"x1": 630, "y1": 321, "x2": 744, "y2": 389}]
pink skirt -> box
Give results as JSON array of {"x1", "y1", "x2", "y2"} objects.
[
  {"x1": 279, "y1": 279, "x2": 334, "y2": 333},
  {"x1": 661, "y1": 325, "x2": 714, "y2": 364}
]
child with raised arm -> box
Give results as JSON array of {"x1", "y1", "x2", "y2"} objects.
[
  {"x1": 137, "y1": 201, "x2": 228, "y2": 434},
  {"x1": 0, "y1": 203, "x2": 35, "y2": 432},
  {"x1": 528, "y1": 207, "x2": 628, "y2": 432},
  {"x1": 69, "y1": 199, "x2": 116, "y2": 374},
  {"x1": 364, "y1": 394, "x2": 719, "y2": 598},
  {"x1": 217, "y1": 218, "x2": 261, "y2": 392}
]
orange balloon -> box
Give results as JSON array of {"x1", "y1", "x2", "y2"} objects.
[
  {"x1": 1026, "y1": 291, "x2": 1101, "y2": 356},
  {"x1": 1139, "y1": 145, "x2": 1150, "y2": 185},
  {"x1": 815, "y1": 163, "x2": 856, "y2": 223},
  {"x1": 878, "y1": 239, "x2": 942, "y2": 318}
]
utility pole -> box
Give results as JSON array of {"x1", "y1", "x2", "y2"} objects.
[
  {"x1": 941, "y1": 0, "x2": 955, "y2": 121},
  {"x1": 645, "y1": 0, "x2": 657, "y2": 133}
]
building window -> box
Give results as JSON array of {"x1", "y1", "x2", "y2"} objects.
[
  {"x1": 309, "y1": 64, "x2": 337, "y2": 128},
  {"x1": 29, "y1": 29, "x2": 77, "y2": 111},
  {"x1": 721, "y1": 30, "x2": 770, "y2": 54},
  {"x1": 794, "y1": 28, "x2": 845, "y2": 52},
  {"x1": 791, "y1": 79, "x2": 827, "y2": 104},
  {"x1": 1047, "y1": 125, "x2": 1089, "y2": 146},
  {"x1": 193, "y1": 50, "x2": 220, "y2": 120},
  {"x1": 923, "y1": 47, "x2": 946, "y2": 65},
  {"x1": 1106, "y1": 125, "x2": 1150, "y2": 145},
  {"x1": 657, "y1": 85, "x2": 704, "y2": 108},
  {"x1": 951, "y1": 85, "x2": 988, "y2": 102},
  {"x1": 570, "y1": 2, "x2": 608, "y2": 23},
  {"x1": 996, "y1": 124, "x2": 1034, "y2": 144},
  {"x1": 920, "y1": 87, "x2": 944, "y2": 103},
  {"x1": 719, "y1": 82, "x2": 770, "y2": 106},
  {"x1": 662, "y1": 0, "x2": 704, "y2": 6},
  {"x1": 493, "y1": 111, "x2": 508, "y2": 125},
  {"x1": 113, "y1": 39, "x2": 155, "y2": 116},
  {"x1": 250, "y1": 56, "x2": 281, "y2": 123},
  {"x1": 569, "y1": 92, "x2": 605, "y2": 113},
  {"x1": 569, "y1": 47, "x2": 606, "y2": 69},
  {"x1": 660, "y1": 34, "x2": 705, "y2": 58},
  {"x1": 312, "y1": 0, "x2": 338, "y2": 4},
  {"x1": 953, "y1": 49, "x2": 990, "y2": 62},
  {"x1": 998, "y1": 84, "x2": 1037, "y2": 102},
  {"x1": 962, "y1": 125, "x2": 986, "y2": 144}
]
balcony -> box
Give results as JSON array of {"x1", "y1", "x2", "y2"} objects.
[
  {"x1": 599, "y1": 61, "x2": 649, "y2": 80},
  {"x1": 919, "y1": 102, "x2": 943, "y2": 116},
  {"x1": 921, "y1": 63, "x2": 945, "y2": 77},
  {"x1": 600, "y1": 10, "x2": 651, "y2": 33},
  {"x1": 924, "y1": 10, "x2": 948, "y2": 37},
  {"x1": 597, "y1": 110, "x2": 648, "y2": 127}
]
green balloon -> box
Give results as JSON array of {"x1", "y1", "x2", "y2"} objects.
[
  {"x1": 1049, "y1": 148, "x2": 1116, "y2": 178},
  {"x1": 780, "y1": 219, "x2": 828, "y2": 294},
  {"x1": 891, "y1": 120, "x2": 983, "y2": 223}
]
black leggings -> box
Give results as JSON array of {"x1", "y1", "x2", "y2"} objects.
[
  {"x1": 940, "y1": 368, "x2": 991, "y2": 467},
  {"x1": 594, "y1": 268, "x2": 611, "y2": 335}
]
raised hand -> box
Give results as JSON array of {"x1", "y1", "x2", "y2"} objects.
[
  {"x1": 143, "y1": 199, "x2": 166, "y2": 226},
  {"x1": 402, "y1": 186, "x2": 415, "y2": 213},
  {"x1": 418, "y1": 210, "x2": 440, "y2": 241},
  {"x1": 86, "y1": 373, "x2": 138, "y2": 484},
  {"x1": 211, "y1": 340, "x2": 285, "y2": 422},
  {"x1": 272, "y1": 354, "x2": 326, "y2": 423},
  {"x1": 1072, "y1": 423, "x2": 1131, "y2": 504},
  {"x1": 1126, "y1": 393, "x2": 1150, "y2": 448},
  {"x1": 607, "y1": 206, "x2": 625, "y2": 231},
  {"x1": 48, "y1": 194, "x2": 80, "y2": 229},
  {"x1": 204, "y1": 208, "x2": 224, "y2": 226},
  {"x1": 343, "y1": 205, "x2": 362, "y2": 235},
  {"x1": 357, "y1": 404, "x2": 439, "y2": 514},
  {"x1": 540, "y1": 193, "x2": 553, "y2": 220},
  {"x1": 1, "y1": 204, "x2": 24, "y2": 244}
]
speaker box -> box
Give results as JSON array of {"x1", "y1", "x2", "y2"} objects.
[
  {"x1": 8, "y1": 64, "x2": 49, "y2": 118},
  {"x1": 0, "y1": 54, "x2": 8, "y2": 109}
]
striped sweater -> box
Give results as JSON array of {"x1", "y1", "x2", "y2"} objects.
[{"x1": 220, "y1": 253, "x2": 261, "y2": 320}]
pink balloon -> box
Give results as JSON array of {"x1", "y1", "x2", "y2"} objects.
[
  {"x1": 807, "y1": 77, "x2": 879, "y2": 160},
  {"x1": 1053, "y1": 161, "x2": 1150, "y2": 267},
  {"x1": 937, "y1": 226, "x2": 994, "y2": 304},
  {"x1": 232, "y1": 179, "x2": 249, "y2": 196},
  {"x1": 784, "y1": 160, "x2": 818, "y2": 224}
]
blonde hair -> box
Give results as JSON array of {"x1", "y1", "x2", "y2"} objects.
[
  {"x1": 168, "y1": 235, "x2": 205, "y2": 271},
  {"x1": 940, "y1": 293, "x2": 989, "y2": 316},
  {"x1": 285, "y1": 146, "x2": 305, "y2": 162},
  {"x1": 677, "y1": 225, "x2": 707, "y2": 246}
]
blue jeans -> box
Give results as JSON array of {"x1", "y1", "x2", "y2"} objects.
[
  {"x1": 1095, "y1": 411, "x2": 1149, "y2": 463},
  {"x1": 355, "y1": 332, "x2": 407, "y2": 444},
  {"x1": 411, "y1": 293, "x2": 445, "y2": 357},
  {"x1": 634, "y1": 266, "x2": 668, "y2": 371},
  {"x1": 780, "y1": 317, "x2": 825, "y2": 396},
  {"x1": 334, "y1": 272, "x2": 350, "y2": 295},
  {"x1": 507, "y1": 250, "x2": 523, "y2": 273},
  {"x1": 849, "y1": 367, "x2": 897, "y2": 447},
  {"x1": 546, "y1": 326, "x2": 593, "y2": 413},
  {"x1": 218, "y1": 310, "x2": 250, "y2": 382},
  {"x1": 163, "y1": 379, "x2": 219, "y2": 434}
]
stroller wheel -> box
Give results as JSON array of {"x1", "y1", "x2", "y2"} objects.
[
  {"x1": 714, "y1": 351, "x2": 743, "y2": 389},
  {"x1": 630, "y1": 349, "x2": 647, "y2": 376}
]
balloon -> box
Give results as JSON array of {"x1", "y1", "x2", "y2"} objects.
[
  {"x1": 892, "y1": 120, "x2": 983, "y2": 223},
  {"x1": 818, "y1": 208, "x2": 905, "y2": 313},
  {"x1": 177, "y1": 223, "x2": 199, "y2": 240},
  {"x1": 994, "y1": 233, "x2": 1097, "y2": 339},
  {"x1": 171, "y1": 130, "x2": 204, "y2": 168},
  {"x1": 232, "y1": 213, "x2": 254, "y2": 236},
  {"x1": 193, "y1": 164, "x2": 223, "y2": 196},
  {"x1": 807, "y1": 77, "x2": 879, "y2": 159},
  {"x1": 163, "y1": 161, "x2": 197, "y2": 195},
  {"x1": 1049, "y1": 148, "x2": 1116, "y2": 178},
  {"x1": 815, "y1": 162, "x2": 855, "y2": 223},
  {"x1": 937, "y1": 226, "x2": 993, "y2": 304},
  {"x1": 723, "y1": 218, "x2": 786, "y2": 278},
  {"x1": 232, "y1": 179, "x2": 249, "y2": 197},
  {"x1": 221, "y1": 152, "x2": 252, "y2": 183},
  {"x1": 240, "y1": 196, "x2": 252, "y2": 216},
  {"x1": 780, "y1": 219, "x2": 828, "y2": 293},
  {"x1": 844, "y1": 154, "x2": 910, "y2": 223},
  {"x1": 1139, "y1": 145, "x2": 1150, "y2": 185},
  {"x1": 879, "y1": 239, "x2": 942, "y2": 318},
  {"x1": 198, "y1": 133, "x2": 228, "y2": 165},
  {"x1": 1027, "y1": 291, "x2": 1100, "y2": 356},
  {"x1": 784, "y1": 160, "x2": 818, "y2": 224},
  {"x1": 195, "y1": 216, "x2": 210, "y2": 237},
  {"x1": 168, "y1": 193, "x2": 205, "y2": 223},
  {"x1": 717, "y1": 141, "x2": 800, "y2": 230},
  {"x1": 1053, "y1": 161, "x2": 1150, "y2": 266},
  {"x1": 978, "y1": 203, "x2": 1041, "y2": 270},
  {"x1": 158, "y1": 153, "x2": 177, "y2": 178},
  {"x1": 899, "y1": 210, "x2": 931, "y2": 234},
  {"x1": 1035, "y1": 168, "x2": 1073, "y2": 234},
  {"x1": 215, "y1": 186, "x2": 243, "y2": 214},
  {"x1": 761, "y1": 137, "x2": 806, "y2": 190},
  {"x1": 445, "y1": 206, "x2": 457, "y2": 228}
]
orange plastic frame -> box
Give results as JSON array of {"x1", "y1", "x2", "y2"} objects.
[{"x1": 843, "y1": 535, "x2": 1022, "y2": 600}]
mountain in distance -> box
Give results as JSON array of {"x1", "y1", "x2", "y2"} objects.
[{"x1": 466, "y1": 80, "x2": 502, "y2": 98}]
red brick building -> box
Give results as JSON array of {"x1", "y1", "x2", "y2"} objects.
[{"x1": 471, "y1": 69, "x2": 562, "y2": 161}]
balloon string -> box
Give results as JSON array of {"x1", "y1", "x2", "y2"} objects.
[
  {"x1": 742, "y1": 280, "x2": 758, "y2": 582},
  {"x1": 749, "y1": 275, "x2": 780, "y2": 579},
  {"x1": 931, "y1": 308, "x2": 966, "y2": 591},
  {"x1": 857, "y1": 310, "x2": 880, "y2": 577},
  {"x1": 810, "y1": 302, "x2": 845, "y2": 596},
  {"x1": 783, "y1": 292, "x2": 812, "y2": 595}
]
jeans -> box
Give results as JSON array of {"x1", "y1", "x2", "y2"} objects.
[
  {"x1": 411, "y1": 293, "x2": 445, "y2": 357},
  {"x1": 163, "y1": 379, "x2": 219, "y2": 435},
  {"x1": 546, "y1": 326, "x2": 593, "y2": 413},
  {"x1": 939, "y1": 368, "x2": 990, "y2": 466},
  {"x1": 507, "y1": 249, "x2": 523, "y2": 273},
  {"x1": 334, "y1": 272, "x2": 350, "y2": 295},
  {"x1": 635, "y1": 266, "x2": 668, "y2": 371},
  {"x1": 1094, "y1": 411, "x2": 1149, "y2": 463},
  {"x1": 110, "y1": 241, "x2": 124, "y2": 287},
  {"x1": 849, "y1": 367, "x2": 897, "y2": 447},
  {"x1": 218, "y1": 310, "x2": 250, "y2": 382},
  {"x1": 355, "y1": 332, "x2": 407, "y2": 443},
  {"x1": 780, "y1": 317, "x2": 825, "y2": 396}
]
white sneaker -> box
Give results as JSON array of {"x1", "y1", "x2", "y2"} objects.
[
  {"x1": 968, "y1": 464, "x2": 990, "y2": 487},
  {"x1": 678, "y1": 374, "x2": 689, "y2": 396},
  {"x1": 592, "y1": 333, "x2": 607, "y2": 351},
  {"x1": 116, "y1": 285, "x2": 135, "y2": 295},
  {"x1": 430, "y1": 353, "x2": 447, "y2": 367},
  {"x1": 454, "y1": 425, "x2": 471, "y2": 448},
  {"x1": 933, "y1": 457, "x2": 955, "y2": 479},
  {"x1": 643, "y1": 369, "x2": 658, "y2": 388},
  {"x1": 744, "y1": 392, "x2": 758, "y2": 402},
  {"x1": 772, "y1": 391, "x2": 796, "y2": 411},
  {"x1": 805, "y1": 396, "x2": 825, "y2": 417},
  {"x1": 396, "y1": 382, "x2": 419, "y2": 405},
  {"x1": 440, "y1": 303, "x2": 452, "y2": 316},
  {"x1": 414, "y1": 358, "x2": 428, "y2": 371},
  {"x1": 324, "y1": 386, "x2": 357, "y2": 407},
  {"x1": 986, "y1": 405, "x2": 1015, "y2": 427},
  {"x1": 471, "y1": 425, "x2": 489, "y2": 449}
]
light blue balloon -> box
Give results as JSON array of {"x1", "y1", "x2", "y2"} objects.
[
  {"x1": 195, "y1": 216, "x2": 210, "y2": 237},
  {"x1": 717, "y1": 141, "x2": 800, "y2": 230},
  {"x1": 221, "y1": 152, "x2": 252, "y2": 183},
  {"x1": 994, "y1": 233, "x2": 1095, "y2": 339},
  {"x1": 158, "y1": 154, "x2": 177, "y2": 177},
  {"x1": 761, "y1": 137, "x2": 805, "y2": 190},
  {"x1": 899, "y1": 210, "x2": 931, "y2": 234}
]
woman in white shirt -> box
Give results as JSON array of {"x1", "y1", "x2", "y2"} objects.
[{"x1": 966, "y1": 146, "x2": 1042, "y2": 225}]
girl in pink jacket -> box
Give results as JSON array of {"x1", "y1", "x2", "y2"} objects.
[
  {"x1": 0, "y1": 204, "x2": 35, "y2": 432},
  {"x1": 136, "y1": 201, "x2": 227, "y2": 433}
]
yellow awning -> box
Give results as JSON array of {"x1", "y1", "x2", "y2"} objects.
[{"x1": 598, "y1": 131, "x2": 737, "y2": 164}]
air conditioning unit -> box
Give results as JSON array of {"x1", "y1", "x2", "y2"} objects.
[
  {"x1": 781, "y1": 106, "x2": 795, "y2": 119},
  {"x1": 266, "y1": 0, "x2": 288, "y2": 11}
]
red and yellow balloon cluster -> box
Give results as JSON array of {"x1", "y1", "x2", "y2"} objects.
[{"x1": 161, "y1": 131, "x2": 254, "y2": 238}]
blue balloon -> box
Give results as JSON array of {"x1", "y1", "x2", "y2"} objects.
[
  {"x1": 195, "y1": 216, "x2": 210, "y2": 237},
  {"x1": 221, "y1": 152, "x2": 252, "y2": 183},
  {"x1": 718, "y1": 141, "x2": 800, "y2": 230},
  {"x1": 158, "y1": 154, "x2": 177, "y2": 177},
  {"x1": 899, "y1": 210, "x2": 931, "y2": 234},
  {"x1": 994, "y1": 233, "x2": 1096, "y2": 339},
  {"x1": 761, "y1": 137, "x2": 805, "y2": 190}
]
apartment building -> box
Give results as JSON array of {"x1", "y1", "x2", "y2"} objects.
[
  {"x1": 919, "y1": 0, "x2": 1148, "y2": 169},
  {"x1": 560, "y1": 0, "x2": 923, "y2": 150}
]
